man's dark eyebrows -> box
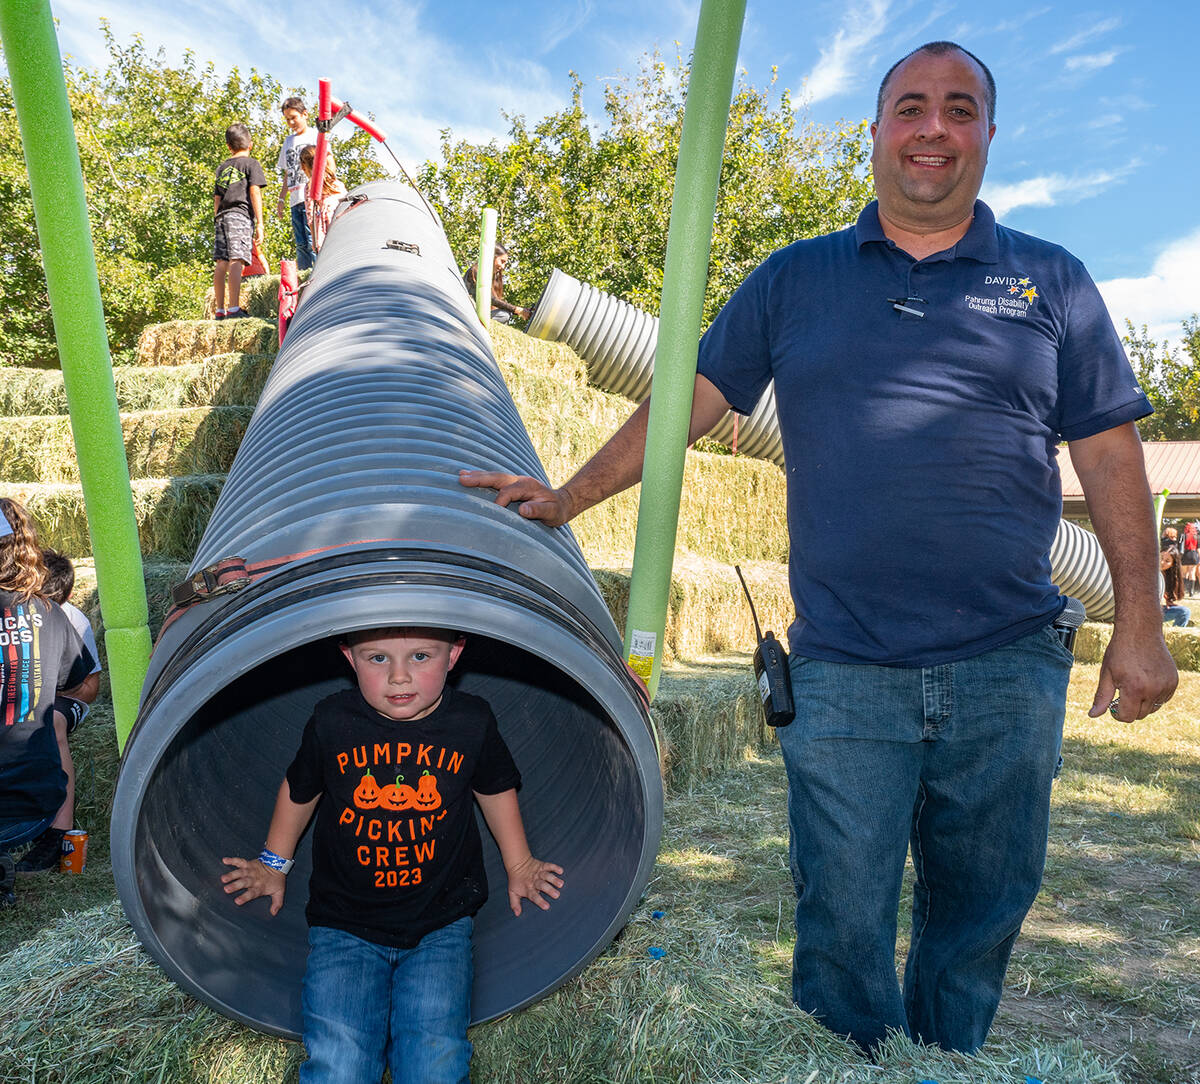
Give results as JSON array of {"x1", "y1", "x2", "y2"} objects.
[{"x1": 890, "y1": 90, "x2": 981, "y2": 110}]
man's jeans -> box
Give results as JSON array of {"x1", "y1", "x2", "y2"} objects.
[
  {"x1": 291, "y1": 202, "x2": 315, "y2": 271},
  {"x1": 778, "y1": 624, "x2": 1072, "y2": 1052},
  {"x1": 300, "y1": 918, "x2": 473, "y2": 1084}
]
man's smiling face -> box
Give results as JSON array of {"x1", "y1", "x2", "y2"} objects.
[{"x1": 870, "y1": 48, "x2": 995, "y2": 233}]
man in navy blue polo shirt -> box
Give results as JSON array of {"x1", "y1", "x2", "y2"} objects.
[{"x1": 461, "y1": 41, "x2": 1177, "y2": 1052}]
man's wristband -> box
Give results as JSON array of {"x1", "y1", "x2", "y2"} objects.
[{"x1": 258, "y1": 847, "x2": 294, "y2": 875}]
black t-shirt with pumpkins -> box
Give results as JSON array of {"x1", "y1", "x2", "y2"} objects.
[{"x1": 286, "y1": 685, "x2": 520, "y2": 948}]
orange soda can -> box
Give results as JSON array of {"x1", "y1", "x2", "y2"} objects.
[{"x1": 59, "y1": 829, "x2": 88, "y2": 874}]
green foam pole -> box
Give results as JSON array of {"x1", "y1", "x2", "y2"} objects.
[
  {"x1": 475, "y1": 208, "x2": 498, "y2": 324},
  {"x1": 623, "y1": 0, "x2": 745, "y2": 698},
  {"x1": 0, "y1": 0, "x2": 152, "y2": 750},
  {"x1": 1154, "y1": 489, "x2": 1170, "y2": 537}
]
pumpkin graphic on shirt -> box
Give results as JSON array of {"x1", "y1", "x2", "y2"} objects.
[
  {"x1": 411, "y1": 770, "x2": 442, "y2": 811},
  {"x1": 376, "y1": 775, "x2": 419, "y2": 811},
  {"x1": 353, "y1": 769, "x2": 382, "y2": 809}
]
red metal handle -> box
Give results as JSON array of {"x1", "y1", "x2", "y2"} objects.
[
  {"x1": 308, "y1": 78, "x2": 332, "y2": 203},
  {"x1": 330, "y1": 95, "x2": 387, "y2": 143}
]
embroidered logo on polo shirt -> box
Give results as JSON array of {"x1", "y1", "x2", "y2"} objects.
[{"x1": 965, "y1": 274, "x2": 1040, "y2": 319}]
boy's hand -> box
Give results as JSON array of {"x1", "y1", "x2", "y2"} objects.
[
  {"x1": 504, "y1": 854, "x2": 563, "y2": 917},
  {"x1": 255, "y1": 224, "x2": 265, "y2": 244},
  {"x1": 276, "y1": 196, "x2": 287, "y2": 222},
  {"x1": 221, "y1": 856, "x2": 286, "y2": 915}
]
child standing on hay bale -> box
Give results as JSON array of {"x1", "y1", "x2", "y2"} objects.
[
  {"x1": 221, "y1": 626, "x2": 563, "y2": 1083},
  {"x1": 213, "y1": 122, "x2": 266, "y2": 321},
  {"x1": 13, "y1": 550, "x2": 102, "y2": 873},
  {"x1": 299, "y1": 144, "x2": 348, "y2": 255},
  {"x1": 0, "y1": 499, "x2": 96, "y2": 907}
]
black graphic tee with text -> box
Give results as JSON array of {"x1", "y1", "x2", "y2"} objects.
[{"x1": 286, "y1": 686, "x2": 520, "y2": 947}]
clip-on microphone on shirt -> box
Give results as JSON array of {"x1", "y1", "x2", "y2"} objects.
[
  {"x1": 735, "y1": 565, "x2": 795, "y2": 728},
  {"x1": 887, "y1": 295, "x2": 927, "y2": 318}
]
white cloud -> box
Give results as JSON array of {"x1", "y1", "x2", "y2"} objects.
[
  {"x1": 1049, "y1": 17, "x2": 1120, "y2": 54},
  {"x1": 1098, "y1": 229, "x2": 1200, "y2": 344},
  {"x1": 49, "y1": 0, "x2": 565, "y2": 170},
  {"x1": 538, "y1": 0, "x2": 595, "y2": 54},
  {"x1": 981, "y1": 163, "x2": 1136, "y2": 217},
  {"x1": 800, "y1": 0, "x2": 892, "y2": 105},
  {"x1": 1064, "y1": 49, "x2": 1123, "y2": 74}
]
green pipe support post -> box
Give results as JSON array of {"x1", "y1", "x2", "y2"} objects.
[
  {"x1": 1, "y1": 0, "x2": 152, "y2": 749},
  {"x1": 475, "y1": 208, "x2": 498, "y2": 324},
  {"x1": 1154, "y1": 489, "x2": 1170, "y2": 537},
  {"x1": 623, "y1": 0, "x2": 746, "y2": 698}
]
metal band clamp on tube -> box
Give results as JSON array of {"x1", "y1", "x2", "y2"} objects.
[
  {"x1": 111, "y1": 180, "x2": 663, "y2": 1038},
  {"x1": 530, "y1": 269, "x2": 1121, "y2": 623}
]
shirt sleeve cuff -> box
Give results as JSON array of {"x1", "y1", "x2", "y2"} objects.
[{"x1": 1059, "y1": 395, "x2": 1153, "y2": 442}]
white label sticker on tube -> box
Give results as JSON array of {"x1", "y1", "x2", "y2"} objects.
[{"x1": 628, "y1": 630, "x2": 657, "y2": 681}]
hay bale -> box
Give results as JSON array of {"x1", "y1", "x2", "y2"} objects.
[
  {"x1": 0, "y1": 367, "x2": 68, "y2": 416},
  {"x1": 492, "y1": 325, "x2": 789, "y2": 566},
  {"x1": 137, "y1": 319, "x2": 276, "y2": 367},
  {"x1": 593, "y1": 557, "x2": 791, "y2": 663},
  {"x1": 0, "y1": 406, "x2": 252, "y2": 483},
  {"x1": 653, "y1": 655, "x2": 770, "y2": 789},
  {"x1": 10, "y1": 476, "x2": 225, "y2": 560},
  {"x1": 62, "y1": 559, "x2": 189, "y2": 649},
  {"x1": 0, "y1": 354, "x2": 274, "y2": 417},
  {"x1": 202, "y1": 269, "x2": 310, "y2": 321}
]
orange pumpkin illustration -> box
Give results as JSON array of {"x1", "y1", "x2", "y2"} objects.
[
  {"x1": 377, "y1": 774, "x2": 418, "y2": 811},
  {"x1": 354, "y1": 769, "x2": 382, "y2": 810},
  {"x1": 412, "y1": 770, "x2": 442, "y2": 811}
]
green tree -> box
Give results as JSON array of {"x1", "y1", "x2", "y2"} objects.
[
  {"x1": 1123, "y1": 316, "x2": 1200, "y2": 439},
  {"x1": 418, "y1": 54, "x2": 874, "y2": 326},
  {"x1": 0, "y1": 25, "x2": 386, "y2": 367}
]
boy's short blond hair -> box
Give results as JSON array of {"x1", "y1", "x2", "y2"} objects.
[{"x1": 343, "y1": 627, "x2": 464, "y2": 647}]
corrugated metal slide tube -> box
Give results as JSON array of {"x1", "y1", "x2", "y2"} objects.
[
  {"x1": 529, "y1": 268, "x2": 1118, "y2": 620},
  {"x1": 110, "y1": 182, "x2": 663, "y2": 1038}
]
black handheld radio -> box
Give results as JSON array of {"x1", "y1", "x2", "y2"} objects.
[{"x1": 734, "y1": 565, "x2": 795, "y2": 728}]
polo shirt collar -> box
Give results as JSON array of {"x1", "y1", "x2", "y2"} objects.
[{"x1": 854, "y1": 199, "x2": 1000, "y2": 264}]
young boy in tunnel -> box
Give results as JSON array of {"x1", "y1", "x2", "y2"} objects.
[{"x1": 221, "y1": 627, "x2": 563, "y2": 1084}]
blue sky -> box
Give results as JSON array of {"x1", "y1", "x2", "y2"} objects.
[{"x1": 48, "y1": 0, "x2": 1200, "y2": 345}]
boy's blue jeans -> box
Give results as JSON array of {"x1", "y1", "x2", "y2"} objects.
[
  {"x1": 778, "y1": 623, "x2": 1072, "y2": 1053},
  {"x1": 291, "y1": 202, "x2": 315, "y2": 271},
  {"x1": 300, "y1": 918, "x2": 473, "y2": 1084}
]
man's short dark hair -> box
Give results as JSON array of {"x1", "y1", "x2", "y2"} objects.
[
  {"x1": 225, "y1": 123, "x2": 252, "y2": 151},
  {"x1": 41, "y1": 548, "x2": 74, "y2": 604},
  {"x1": 281, "y1": 96, "x2": 307, "y2": 114},
  {"x1": 875, "y1": 41, "x2": 996, "y2": 125}
]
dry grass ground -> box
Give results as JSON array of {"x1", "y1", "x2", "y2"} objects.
[{"x1": 2, "y1": 665, "x2": 1195, "y2": 1083}]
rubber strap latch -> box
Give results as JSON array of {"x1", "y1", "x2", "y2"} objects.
[{"x1": 171, "y1": 557, "x2": 251, "y2": 607}]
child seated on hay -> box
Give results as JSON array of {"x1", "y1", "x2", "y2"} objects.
[
  {"x1": 0, "y1": 499, "x2": 96, "y2": 906},
  {"x1": 221, "y1": 626, "x2": 563, "y2": 1083},
  {"x1": 13, "y1": 550, "x2": 102, "y2": 873}
]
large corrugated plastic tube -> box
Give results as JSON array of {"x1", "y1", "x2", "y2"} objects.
[
  {"x1": 528, "y1": 268, "x2": 1118, "y2": 620},
  {"x1": 528, "y1": 267, "x2": 784, "y2": 464},
  {"x1": 110, "y1": 181, "x2": 664, "y2": 1039}
]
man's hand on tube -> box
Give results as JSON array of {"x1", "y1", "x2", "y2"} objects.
[{"x1": 458, "y1": 471, "x2": 575, "y2": 527}]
